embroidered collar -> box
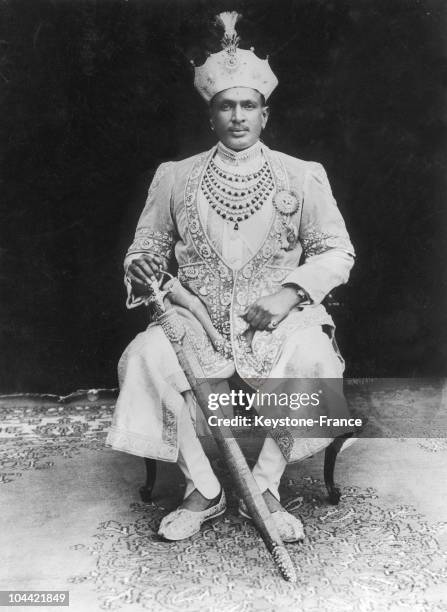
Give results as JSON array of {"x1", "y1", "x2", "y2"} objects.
[{"x1": 216, "y1": 140, "x2": 263, "y2": 166}]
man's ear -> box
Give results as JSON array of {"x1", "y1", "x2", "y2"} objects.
[{"x1": 262, "y1": 106, "x2": 270, "y2": 129}]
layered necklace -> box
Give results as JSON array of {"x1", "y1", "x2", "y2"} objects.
[{"x1": 202, "y1": 151, "x2": 275, "y2": 230}]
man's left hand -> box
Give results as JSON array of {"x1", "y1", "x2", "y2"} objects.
[{"x1": 242, "y1": 287, "x2": 303, "y2": 331}]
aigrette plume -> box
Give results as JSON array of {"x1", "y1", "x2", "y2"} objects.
[
  {"x1": 216, "y1": 11, "x2": 241, "y2": 50},
  {"x1": 193, "y1": 10, "x2": 278, "y2": 102}
]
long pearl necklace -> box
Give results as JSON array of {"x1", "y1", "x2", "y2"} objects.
[{"x1": 202, "y1": 157, "x2": 275, "y2": 230}]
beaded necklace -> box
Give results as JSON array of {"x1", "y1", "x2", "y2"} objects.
[{"x1": 202, "y1": 157, "x2": 275, "y2": 230}]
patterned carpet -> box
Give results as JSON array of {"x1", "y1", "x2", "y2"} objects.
[{"x1": 1, "y1": 387, "x2": 447, "y2": 612}]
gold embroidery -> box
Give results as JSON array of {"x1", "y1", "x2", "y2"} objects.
[
  {"x1": 181, "y1": 147, "x2": 336, "y2": 378},
  {"x1": 127, "y1": 229, "x2": 175, "y2": 259},
  {"x1": 301, "y1": 226, "x2": 354, "y2": 258},
  {"x1": 183, "y1": 150, "x2": 234, "y2": 339}
]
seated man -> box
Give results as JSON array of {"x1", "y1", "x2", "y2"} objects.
[{"x1": 106, "y1": 12, "x2": 355, "y2": 542}]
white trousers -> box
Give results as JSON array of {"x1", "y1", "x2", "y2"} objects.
[
  {"x1": 177, "y1": 403, "x2": 286, "y2": 500},
  {"x1": 107, "y1": 323, "x2": 347, "y2": 499}
]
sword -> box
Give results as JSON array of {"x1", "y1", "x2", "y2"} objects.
[{"x1": 144, "y1": 274, "x2": 297, "y2": 583}]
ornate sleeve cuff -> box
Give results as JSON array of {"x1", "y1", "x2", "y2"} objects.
[{"x1": 126, "y1": 229, "x2": 175, "y2": 260}]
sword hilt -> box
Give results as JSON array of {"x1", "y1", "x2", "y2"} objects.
[{"x1": 142, "y1": 272, "x2": 175, "y2": 318}]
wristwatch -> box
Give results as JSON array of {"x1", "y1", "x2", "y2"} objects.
[{"x1": 283, "y1": 284, "x2": 310, "y2": 305}]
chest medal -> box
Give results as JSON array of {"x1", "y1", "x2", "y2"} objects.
[{"x1": 273, "y1": 190, "x2": 302, "y2": 251}]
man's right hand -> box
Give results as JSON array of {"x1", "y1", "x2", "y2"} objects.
[{"x1": 126, "y1": 253, "x2": 163, "y2": 294}]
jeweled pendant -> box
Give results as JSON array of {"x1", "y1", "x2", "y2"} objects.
[
  {"x1": 234, "y1": 222, "x2": 239, "y2": 230},
  {"x1": 285, "y1": 225, "x2": 298, "y2": 250}
]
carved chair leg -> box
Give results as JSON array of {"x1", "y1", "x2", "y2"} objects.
[
  {"x1": 324, "y1": 434, "x2": 353, "y2": 505},
  {"x1": 139, "y1": 458, "x2": 157, "y2": 503}
]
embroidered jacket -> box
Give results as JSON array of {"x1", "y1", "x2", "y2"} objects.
[{"x1": 125, "y1": 144, "x2": 355, "y2": 380}]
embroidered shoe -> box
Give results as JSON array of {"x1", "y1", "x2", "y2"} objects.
[
  {"x1": 158, "y1": 489, "x2": 227, "y2": 541},
  {"x1": 238, "y1": 498, "x2": 305, "y2": 543}
]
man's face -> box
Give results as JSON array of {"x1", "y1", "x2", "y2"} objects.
[{"x1": 210, "y1": 87, "x2": 269, "y2": 151}]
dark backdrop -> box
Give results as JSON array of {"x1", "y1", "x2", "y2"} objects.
[{"x1": 1, "y1": 0, "x2": 446, "y2": 393}]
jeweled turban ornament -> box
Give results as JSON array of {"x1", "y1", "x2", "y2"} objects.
[{"x1": 193, "y1": 11, "x2": 278, "y2": 102}]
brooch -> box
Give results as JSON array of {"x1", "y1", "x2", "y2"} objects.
[
  {"x1": 273, "y1": 190, "x2": 301, "y2": 216},
  {"x1": 273, "y1": 191, "x2": 301, "y2": 251}
]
